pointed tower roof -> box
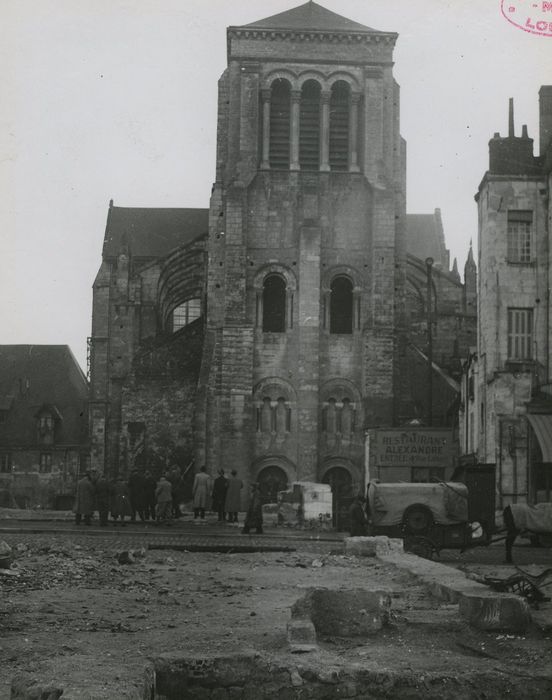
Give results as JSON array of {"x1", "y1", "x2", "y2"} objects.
[
  {"x1": 465, "y1": 241, "x2": 476, "y2": 269},
  {"x1": 451, "y1": 258, "x2": 460, "y2": 282},
  {"x1": 246, "y1": 1, "x2": 379, "y2": 33}
]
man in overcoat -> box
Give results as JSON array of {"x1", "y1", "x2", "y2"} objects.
[
  {"x1": 94, "y1": 473, "x2": 111, "y2": 526},
  {"x1": 74, "y1": 473, "x2": 95, "y2": 526},
  {"x1": 211, "y1": 469, "x2": 228, "y2": 522},
  {"x1": 110, "y1": 477, "x2": 132, "y2": 525},
  {"x1": 224, "y1": 469, "x2": 243, "y2": 524},
  {"x1": 155, "y1": 473, "x2": 173, "y2": 525},
  {"x1": 192, "y1": 465, "x2": 211, "y2": 520},
  {"x1": 348, "y1": 494, "x2": 369, "y2": 536}
]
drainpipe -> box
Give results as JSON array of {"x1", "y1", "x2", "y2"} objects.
[
  {"x1": 509, "y1": 423, "x2": 518, "y2": 504},
  {"x1": 425, "y1": 258, "x2": 434, "y2": 426},
  {"x1": 497, "y1": 419, "x2": 503, "y2": 508}
]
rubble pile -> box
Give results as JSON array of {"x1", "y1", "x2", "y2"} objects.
[{"x1": 0, "y1": 538, "x2": 149, "y2": 592}]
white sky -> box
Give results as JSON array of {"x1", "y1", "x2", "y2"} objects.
[{"x1": 1, "y1": 0, "x2": 550, "y2": 372}]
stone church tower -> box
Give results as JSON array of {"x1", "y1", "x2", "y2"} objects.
[
  {"x1": 91, "y1": 3, "x2": 473, "y2": 506},
  {"x1": 195, "y1": 2, "x2": 407, "y2": 499}
]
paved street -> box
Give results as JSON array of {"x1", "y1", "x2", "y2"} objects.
[{"x1": 2, "y1": 514, "x2": 551, "y2": 566}]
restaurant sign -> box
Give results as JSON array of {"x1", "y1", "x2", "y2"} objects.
[{"x1": 372, "y1": 429, "x2": 454, "y2": 468}]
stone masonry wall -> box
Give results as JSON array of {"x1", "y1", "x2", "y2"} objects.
[
  {"x1": 120, "y1": 378, "x2": 197, "y2": 477},
  {"x1": 200, "y1": 24, "x2": 404, "y2": 492}
]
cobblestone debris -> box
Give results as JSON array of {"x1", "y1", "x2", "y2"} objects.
[{"x1": 10, "y1": 673, "x2": 64, "y2": 700}]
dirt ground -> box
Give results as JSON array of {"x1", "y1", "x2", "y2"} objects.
[{"x1": 1, "y1": 532, "x2": 552, "y2": 699}]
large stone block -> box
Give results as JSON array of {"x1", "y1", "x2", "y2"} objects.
[
  {"x1": 345, "y1": 536, "x2": 404, "y2": 557},
  {"x1": 459, "y1": 590, "x2": 532, "y2": 632},
  {"x1": 291, "y1": 588, "x2": 391, "y2": 636},
  {"x1": 287, "y1": 618, "x2": 318, "y2": 653}
]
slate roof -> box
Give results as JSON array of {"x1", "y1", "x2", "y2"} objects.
[
  {"x1": 102, "y1": 205, "x2": 209, "y2": 260},
  {"x1": 406, "y1": 211, "x2": 449, "y2": 269},
  {"x1": 245, "y1": 1, "x2": 379, "y2": 33},
  {"x1": 0, "y1": 345, "x2": 88, "y2": 447}
]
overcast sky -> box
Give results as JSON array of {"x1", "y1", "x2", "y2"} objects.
[{"x1": 1, "y1": 0, "x2": 550, "y2": 372}]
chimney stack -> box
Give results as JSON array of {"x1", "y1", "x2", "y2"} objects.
[{"x1": 539, "y1": 86, "x2": 552, "y2": 156}]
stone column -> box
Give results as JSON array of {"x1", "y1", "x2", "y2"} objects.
[
  {"x1": 256, "y1": 289, "x2": 263, "y2": 328},
  {"x1": 297, "y1": 222, "x2": 321, "y2": 480},
  {"x1": 260, "y1": 88, "x2": 271, "y2": 170},
  {"x1": 286, "y1": 289, "x2": 294, "y2": 329},
  {"x1": 290, "y1": 89, "x2": 301, "y2": 171},
  {"x1": 353, "y1": 288, "x2": 361, "y2": 330},
  {"x1": 322, "y1": 289, "x2": 330, "y2": 329},
  {"x1": 320, "y1": 91, "x2": 331, "y2": 172},
  {"x1": 350, "y1": 92, "x2": 361, "y2": 173}
]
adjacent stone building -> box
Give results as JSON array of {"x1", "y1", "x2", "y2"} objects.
[
  {"x1": 89, "y1": 2, "x2": 475, "y2": 507},
  {"x1": 0, "y1": 345, "x2": 89, "y2": 508},
  {"x1": 460, "y1": 87, "x2": 552, "y2": 507}
]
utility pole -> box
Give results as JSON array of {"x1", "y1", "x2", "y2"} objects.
[{"x1": 425, "y1": 257, "x2": 434, "y2": 427}]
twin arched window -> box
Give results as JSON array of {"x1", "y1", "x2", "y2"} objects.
[
  {"x1": 259, "y1": 396, "x2": 291, "y2": 434},
  {"x1": 265, "y1": 78, "x2": 356, "y2": 172},
  {"x1": 323, "y1": 397, "x2": 355, "y2": 436}
]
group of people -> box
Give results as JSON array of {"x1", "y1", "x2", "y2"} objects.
[
  {"x1": 73, "y1": 467, "x2": 184, "y2": 527},
  {"x1": 194, "y1": 466, "x2": 262, "y2": 534},
  {"x1": 193, "y1": 467, "x2": 242, "y2": 523},
  {"x1": 73, "y1": 465, "x2": 264, "y2": 533}
]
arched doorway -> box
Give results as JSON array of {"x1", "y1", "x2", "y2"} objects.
[
  {"x1": 322, "y1": 466, "x2": 354, "y2": 530},
  {"x1": 257, "y1": 465, "x2": 288, "y2": 505}
]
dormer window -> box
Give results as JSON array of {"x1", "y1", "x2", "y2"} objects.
[
  {"x1": 39, "y1": 415, "x2": 54, "y2": 432},
  {"x1": 36, "y1": 406, "x2": 59, "y2": 446}
]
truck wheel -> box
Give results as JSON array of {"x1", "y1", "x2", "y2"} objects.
[{"x1": 403, "y1": 505, "x2": 433, "y2": 535}]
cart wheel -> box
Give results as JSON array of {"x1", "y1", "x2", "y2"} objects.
[
  {"x1": 405, "y1": 536, "x2": 436, "y2": 560},
  {"x1": 402, "y1": 504, "x2": 433, "y2": 535}
]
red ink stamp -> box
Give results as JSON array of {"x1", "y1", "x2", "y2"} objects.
[{"x1": 501, "y1": 0, "x2": 552, "y2": 35}]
